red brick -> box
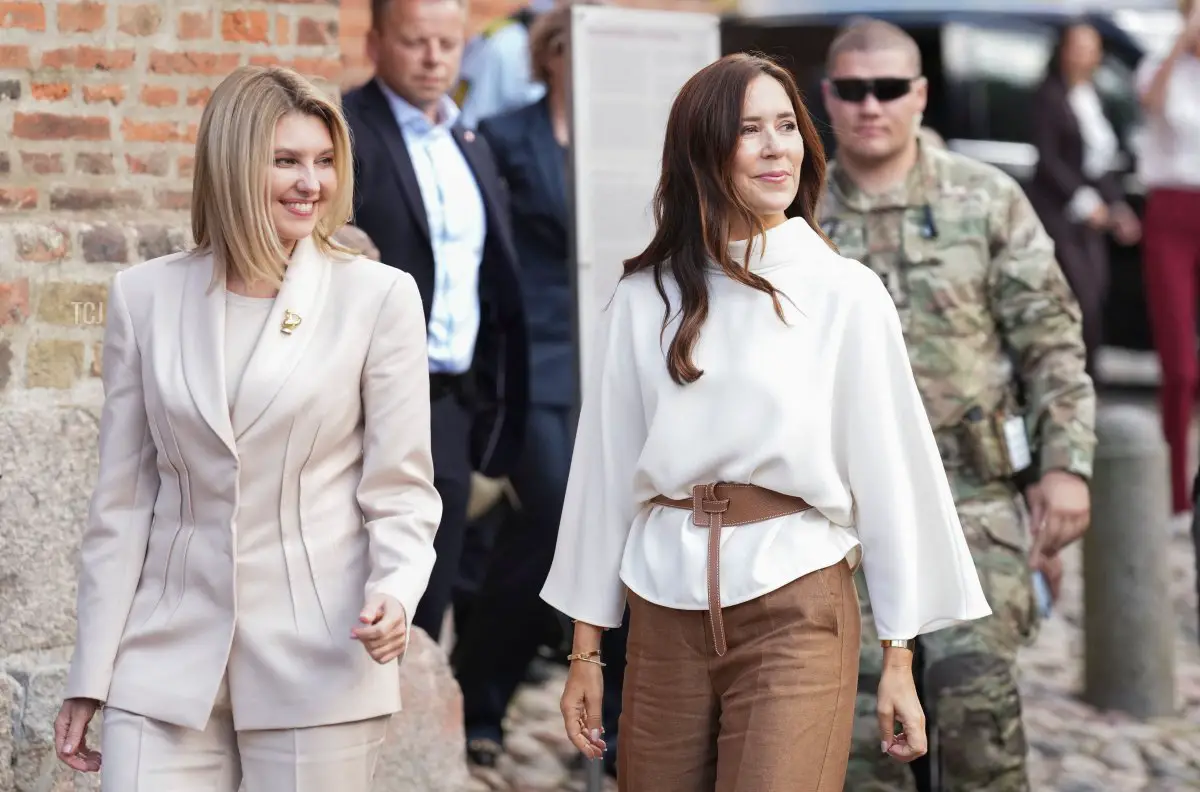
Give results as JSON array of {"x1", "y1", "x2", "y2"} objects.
[
  {"x1": 50, "y1": 187, "x2": 141, "y2": 211},
  {"x1": 0, "y1": 187, "x2": 37, "y2": 211},
  {"x1": 178, "y1": 10, "x2": 211, "y2": 39},
  {"x1": 149, "y1": 50, "x2": 239, "y2": 75},
  {"x1": 0, "y1": 2, "x2": 45, "y2": 31},
  {"x1": 121, "y1": 117, "x2": 187, "y2": 143},
  {"x1": 276, "y1": 14, "x2": 290, "y2": 45},
  {"x1": 154, "y1": 189, "x2": 192, "y2": 211},
  {"x1": 42, "y1": 46, "x2": 136, "y2": 71},
  {"x1": 139, "y1": 84, "x2": 178, "y2": 107},
  {"x1": 82, "y1": 84, "x2": 125, "y2": 104},
  {"x1": 58, "y1": 2, "x2": 106, "y2": 32},
  {"x1": 21, "y1": 152, "x2": 63, "y2": 174},
  {"x1": 249, "y1": 55, "x2": 282, "y2": 69},
  {"x1": 178, "y1": 155, "x2": 194, "y2": 178},
  {"x1": 186, "y1": 87, "x2": 211, "y2": 106},
  {"x1": 118, "y1": 4, "x2": 160, "y2": 36},
  {"x1": 0, "y1": 46, "x2": 31, "y2": 68},
  {"x1": 289, "y1": 56, "x2": 342, "y2": 81},
  {"x1": 31, "y1": 82, "x2": 70, "y2": 101},
  {"x1": 0, "y1": 279, "x2": 30, "y2": 326},
  {"x1": 297, "y1": 17, "x2": 336, "y2": 46},
  {"x1": 16, "y1": 224, "x2": 70, "y2": 263},
  {"x1": 13, "y1": 112, "x2": 109, "y2": 141},
  {"x1": 76, "y1": 152, "x2": 114, "y2": 175},
  {"x1": 126, "y1": 151, "x2": 169, "y2": 176},
  {"x1": 222, "y1": 10, "x2": 269, "y2": 43}
]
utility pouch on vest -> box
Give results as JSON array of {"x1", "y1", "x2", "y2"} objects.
[{"x1": 961, "y1": 405, "x2": 1028, "y2": 482}]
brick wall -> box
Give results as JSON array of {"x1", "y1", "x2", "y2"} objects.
[{"x1": 0, "y1": 0, "x2": 343, "y2": 411}]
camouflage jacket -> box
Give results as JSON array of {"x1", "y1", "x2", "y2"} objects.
[{"x1": 818, "y1": 141, "x2": 1096, "y2": 502}]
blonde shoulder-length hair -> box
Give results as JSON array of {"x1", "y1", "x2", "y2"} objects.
[{"x1": 191, "y1": 65, "x2": 354, "y2": 287}]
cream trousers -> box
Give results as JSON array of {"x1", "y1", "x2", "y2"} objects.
[{"x1": 99, "y1": 676, "x2": 390, "y2": 792}]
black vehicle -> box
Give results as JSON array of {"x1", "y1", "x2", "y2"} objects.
[{"x1": 721, "y1": 5, "x2": 1181, "y2": 373}]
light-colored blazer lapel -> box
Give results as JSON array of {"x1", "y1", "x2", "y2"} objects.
[
  {"x1": 180, "y1": 253, "x2": 237, "y2": 455},
  {"x1": 231, "y1": 236, "x2": 330, "y2": 439}
]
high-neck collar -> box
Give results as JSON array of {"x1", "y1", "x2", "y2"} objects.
[{"x1": 723, "y1": 217, "x2": 824, "y2": 273}]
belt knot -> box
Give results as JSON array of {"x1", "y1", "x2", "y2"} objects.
[{"x1": 692, "y1": 484, "x2": 729, "y2": 526}]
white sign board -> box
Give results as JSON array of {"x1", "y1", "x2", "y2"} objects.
[{"x1": 567, "y1": 6, "x2": 721, "y2": 389}]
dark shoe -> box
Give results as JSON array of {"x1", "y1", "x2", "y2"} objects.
[{"x1": 466, "y1": 738, "x2": 503, "y2": 768}]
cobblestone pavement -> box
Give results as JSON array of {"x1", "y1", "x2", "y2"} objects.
[{"x1": 464, "y1": 515, "x2": 1200, "y2": 792}]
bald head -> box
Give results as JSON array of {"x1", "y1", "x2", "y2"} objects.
[{"x1": 826, "y1": 18, "x2": 922, "y2": 76}]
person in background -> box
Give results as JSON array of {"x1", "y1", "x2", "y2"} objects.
[
  {"x1": 450, "y1": 5, "x2": 630, "y2": 775},
  {"x1": 1028, "y1": 20, "x2": 1142, "y2": 382},
  {"x1": 544, "y1": 52, "x2": 991, "y2": 791},
  {"x1": 342, "y1": 0, "x2": 529, "y2": 642},
  {"x1": 54, "y1": 64, "x2": 441, "y2": 791},
  {"x1": 1136, "y1": 0, "x2": 1200, "y2": 518},
  {"x1": 818, "y1": 19, "x2": 1096, "y2": 792},
  {"x1": 454, "y1": 0, "x2": 555, "y2": 129}
]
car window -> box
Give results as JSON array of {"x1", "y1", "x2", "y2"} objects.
[{"x1": 942, "y1": 22, "x2": 1056, "y2": 144}]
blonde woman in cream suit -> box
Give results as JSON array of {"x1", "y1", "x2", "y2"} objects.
[{"x1": 52, "y1": 65, "x2": 443, "y2": 791}]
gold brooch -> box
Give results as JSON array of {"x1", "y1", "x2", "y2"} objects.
[{"x1": 280, "y1": 309, "x2": 302, "y2": 335}]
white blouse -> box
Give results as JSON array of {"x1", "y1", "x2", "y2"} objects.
[
  {"x1": 1136, "y1": 52, "x2": 1200, "y2": 190},
  {"x1": 540, "y1": 218, "x2": 992, "y2": 641},
  {"x1": 1065, "y1": 82, "x2": 1120, "y2": 222}
]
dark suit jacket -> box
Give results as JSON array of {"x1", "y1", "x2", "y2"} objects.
[
  {"x1": 1027, "y1": 75, "x2": 1125, "y2": 235},
  {"x1": 478, "y1": 98, "x2": 575, "y2": 408},
  {"x1": 342, "y1": 79, "x2": 528, "y2": 478}
]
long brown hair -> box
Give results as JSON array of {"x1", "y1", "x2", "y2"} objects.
[{"x1": 622, "y1": 53, "x2": 832, "y2": 385}]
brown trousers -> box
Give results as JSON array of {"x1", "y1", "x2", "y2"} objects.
[{"x1": 618, "y1": 559, "x2": 861, "y2": 792}]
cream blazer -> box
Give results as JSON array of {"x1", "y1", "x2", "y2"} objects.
[{"x1": 64, "y1": 237, "x2": 443, "y2": 732}]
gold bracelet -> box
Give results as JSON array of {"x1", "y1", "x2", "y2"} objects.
[
  {"x1": 574, "y1": 656, "x2": 606, "y2": 667},
  {"x1": 567, "y1": 649, "x2": 601, "y2": 663}
]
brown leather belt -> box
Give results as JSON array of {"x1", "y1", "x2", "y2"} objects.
[{"x1": 650, "y1": 482, "x2": 812, "y2": 656}]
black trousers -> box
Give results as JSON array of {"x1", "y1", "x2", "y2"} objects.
[
  {"x1": 411, "y1": 392, "x2": 474, "y2": 642},
  {"x1": 454, "y1": 405, "x2": 577, "y2": 743}
]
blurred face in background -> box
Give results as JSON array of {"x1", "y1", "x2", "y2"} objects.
[
  {"x1": 368, "y1": 0, "x2": 466, "y2": 115},
  {"x1": 1061, "y1": 24, "x2": 1103, "y2": 85},
  {"x1": 823, "y1": 48, "x2": 927, "y2": 167}
]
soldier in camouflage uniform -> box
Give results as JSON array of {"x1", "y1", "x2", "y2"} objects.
[{"x1": 817, "y1": 19, "x2": 1097, "y2": 792}]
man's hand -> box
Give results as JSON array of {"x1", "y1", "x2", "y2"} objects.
[{"x1": 1027, "y1": 470, "x2": 1091, "y2": 561}]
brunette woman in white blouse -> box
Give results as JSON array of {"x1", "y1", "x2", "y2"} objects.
[
  {"x1": 540, "y1": 54, "x2": 991, "y2": 792},
  {"x1": 1028, "y1": 21, "x2": 1142, "y2": 381},
  {"x1": 1136, "y1": 0, "x2": 1200, "y2": 516}
]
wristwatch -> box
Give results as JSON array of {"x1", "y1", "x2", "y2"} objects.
[{"x1": 881, "y1": 639, "x2": 915, "y2": 651}]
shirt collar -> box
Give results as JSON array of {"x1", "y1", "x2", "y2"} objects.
[{"x1": 375, "y1": 78, "x2": 461, "y2": 135}]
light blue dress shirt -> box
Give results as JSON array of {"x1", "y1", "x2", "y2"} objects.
[{"x1": 378, "y1": 79, "x2": 487, "y2": 375}]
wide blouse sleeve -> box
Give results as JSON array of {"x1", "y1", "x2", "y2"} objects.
[
  {"x1": 833, "y1": 272, "x2": 993, "y2": 640},
  {"x1": 540, "y1": 283, "x2": 647, "y2": 628}
]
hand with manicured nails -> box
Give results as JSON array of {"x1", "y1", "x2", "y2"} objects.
[
  {"x1": 351, "y1": 593, "x2": 408, "y2": 664},
  {"x1": 878, "y1": 665, "x2": 929, "y2": 762},
  {"x1": 54, "y1": 697, "x2": 103, "y2": 773}
]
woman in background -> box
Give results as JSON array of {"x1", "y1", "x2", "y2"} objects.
[
  {"x1": 1136, "y1": 0, "x2": 1200, "y2": 516},
  {"x1": 1028, "y1": 20, "x2": 1141, "y2": 382},
  {"x1": 54, "y1": 65, "x2": 441, "y2": 791}
]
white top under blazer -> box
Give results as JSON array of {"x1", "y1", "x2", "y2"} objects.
[{"x1": 540, "y1": 217, "x2": 992, "y2": 641}]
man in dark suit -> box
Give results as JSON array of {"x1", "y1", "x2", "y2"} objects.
[{"x1": 341, "y1": 0, "x2": 528, "y2": 643}]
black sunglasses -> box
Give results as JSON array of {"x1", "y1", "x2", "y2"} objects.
[{"x1": 830, "y1": 77, "x2": 917, "y2": 103}]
